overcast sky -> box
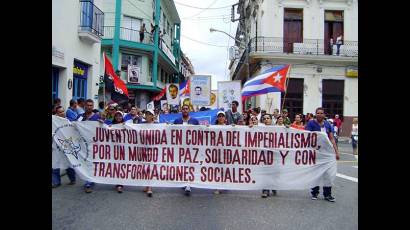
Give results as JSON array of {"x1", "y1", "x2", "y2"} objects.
[{"x1": 175, "y1": 0, "x2": 239, "y2": 90}]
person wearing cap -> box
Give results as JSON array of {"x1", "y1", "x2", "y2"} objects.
[
  {"x1": 104, "y1": 104, "x2": 117, "y2": 125},
  {"x1": 66, "y1": 99, "x2": 79, "y2": 121},
  {"x1": 141, "y1": 109, "x2": 158, "y2": 197},
  {"x1": 282, "y1": 109, "x2": 291, "y2": 126},
  {"x1": 214, "y1": 111, "x2": 228, "y2": 195},
  {"x1": 173, "y1": 105, "x2": 199, "y2": 196}
]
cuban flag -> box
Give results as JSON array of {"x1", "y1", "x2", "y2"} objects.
[
  {"x1": 241, "y1": 64, "x2": 291, "y2": 100},
  {"x1": 179, "y1": 79, "x2": 190, "y2": 96}
]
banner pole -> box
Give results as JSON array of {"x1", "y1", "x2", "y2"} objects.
[{"x1": 281, "y1": 65, "x2": 291, "y2": 112}]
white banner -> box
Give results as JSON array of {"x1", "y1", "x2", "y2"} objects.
[
  {"x1": 190, "y1": 75, "x2": 211, "y2": 106},
  {"x1": 218, "y1": 81, "x2": 242, "y2": 112},
  {"x1": 52, "y1": 116, "x2": 337, "y2": 190}
]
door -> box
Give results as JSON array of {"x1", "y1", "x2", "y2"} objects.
[
  {"x1": 284, "y1": 9, "x2": 303, "y2": 53},
  {"x1": 322, "y1": 79, "x2": 344, "y2": 118},
  {"x1": 52, "y1": 67, "x2": 59, "y2": 105},
  {"x1": 281, "y1": 78, "x2": 304, "y2": 121},
  {"x1": 324, "y1": 11, "x2": 344, "y2": 54}
]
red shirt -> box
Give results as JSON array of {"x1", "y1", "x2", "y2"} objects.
[
  {"x1": 290, "y1": 122, "x2": 305, "y2": 130},
  {"x1": 333, "y1": 118, "x2": 342, "y2": 128}
]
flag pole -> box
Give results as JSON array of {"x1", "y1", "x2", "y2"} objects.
[
  {"x1": 103, "y1": 52, "x2": 106, "y2": 108},
  {"x1": 281, "y1": 65, "x2": 291, "y2": 112}
]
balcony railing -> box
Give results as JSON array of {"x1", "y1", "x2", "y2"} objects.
[
  {"x1": 79, "y1": 0, "x2": 104, "y2": 37},
  {"x1": 249, "y1": 37, "x2": 358, "y2": 57}
]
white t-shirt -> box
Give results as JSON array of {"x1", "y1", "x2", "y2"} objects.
[{"x1": 351, "y1": 124, "x2": 358, "y2": 135}]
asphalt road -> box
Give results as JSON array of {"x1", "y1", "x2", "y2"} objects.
[{"x1": 52, "y1": 142, "x2": 358, "y2": 230}]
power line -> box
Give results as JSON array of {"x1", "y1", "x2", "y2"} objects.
[
  {"x1": 182, "y1": 0, "x2": 219, "y2": 19},
  {"x1": 182, "y1": 35, "x2": 229, "y2": 47},
  {"x1": 175, "y1": 1, "x2": 233, "y2": 10}
]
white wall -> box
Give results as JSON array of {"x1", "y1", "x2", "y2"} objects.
[
  {"x1": 52, "y1": 0, "x2": 103, "y2": 109},
  {"x1": 259, "y1": 0, "x2": 358, "y2": 41}
]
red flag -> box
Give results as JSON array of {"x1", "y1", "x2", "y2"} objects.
[
  {"x1": 104, "y1": 53, "x2": 129, "y2": 97},
  {"x1": 152, "y1": 87, "x2": 166, "y2": 101}
]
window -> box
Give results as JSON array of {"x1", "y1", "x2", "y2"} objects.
[
  {"x1": 72, "y1": 61, "x2": 88, "y2": 101},
  {"x1": 121, "y1": 53, "x2": 142, "y2": 81},
  {"x1": 322, "y1": 79, "x2": 344, "y2": 118},
  {"x1": 52, "y1": 67, "x2": 59, "y2": 105},
  {"x1": 122, "y1": 16, "x2": 141, "y2": 42},
  {"x1": 281, "y1": 78, "x2": 304, "y2": 121}
]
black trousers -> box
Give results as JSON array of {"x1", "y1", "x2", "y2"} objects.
[{"x1": 311, "y1": 186, "x2": 332, "y2": 197}]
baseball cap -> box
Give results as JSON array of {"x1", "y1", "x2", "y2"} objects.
[
  {"x1": 217, "y1": 111, "x2": 226, "y2": 116},
  {"x1": 282, "y1": 109, "x2": 288, "y2": 113},
  {"x1": 145, "y1": 109, "x2": 155, "y2": 115}
]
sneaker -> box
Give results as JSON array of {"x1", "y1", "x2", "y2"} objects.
[
  {"x1": 184, "y1": 187, "x2": 191, "y2": 196},
  {"x1": 116, "y1": 186, "x2": 123, "y2": 193},
  {"x1": 52, "y1": 184, "x2": 61, "y2": 188},
  {"x1": 214, "y1": 190, "x2": 221, "y2": 195},
  {"x1": 311, "y1": 193, "x2": 318, "y2": 200},
  {"x1": 85, "y1": 187, "x2": 93, "y2": 193},
  {"x1": 261, "y1": 190, "x2": 269, "y2": 198},
  {"x1": 271, "y1": 190, "x2": 277, "y2": 196},
  {"x1": 147, "y1": 190, "x2": 153, "y2": 197},
  {"x1": 324, "y1": 196, "x2": 336, "y2": 202}
]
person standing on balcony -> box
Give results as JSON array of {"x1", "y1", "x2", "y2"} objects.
[
  {"x1": 139, "y1": 23, "x2": 147, "y2": 43},
  {"x1": 329, "y1": 37, "x2": 334, "y2": 55},
  {"x1": 336, "y1": 34, "x2": 343, "y2": 56}
]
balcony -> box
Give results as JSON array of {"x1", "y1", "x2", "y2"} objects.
[
  {"x1": 78, "y1": 0, "x2": 104, "y2": 44},
  {"x1": 249, "y1": 37, "x2": 358, "y2": 58},
  {"x1": 103, "y1": 26, "x2": 176, "y2": 66}
]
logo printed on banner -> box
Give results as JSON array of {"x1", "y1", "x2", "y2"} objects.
[
  {"x1": 57, "y1": 137, "x2": 81, "y2": 160},
  {"x1": 53, "y1": 123, "x2": 89, "y2": 164}
]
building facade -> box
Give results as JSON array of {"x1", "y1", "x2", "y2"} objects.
[
  {"x1": 100, "y1": 0, "x2": 182, "y2": 109},
  {"x1": 52, "y1": 0, "x2": 104, "y2": 108},
  {"x1": 180, "y1": 51, "x2": 195, "y2": 81},
  {"x1": 229, "y1": 0, "x2": 358, "y2": 136}
]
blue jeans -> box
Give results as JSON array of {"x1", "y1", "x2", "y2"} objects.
[
  {"x1": 336, "y1": 44, "x2": 341, "y2": 55},
  {"x1": 52, "y1": 168, "x2": 76, "y2": 185},
  {"x1": 311, "y1": 186, "x2": 332, "y2": 197}
]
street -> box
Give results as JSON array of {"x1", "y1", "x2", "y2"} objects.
[{"x1": 52, "y1": 142, "x2": 358, "y2": 230}]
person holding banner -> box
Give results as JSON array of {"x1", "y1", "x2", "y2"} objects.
[
  {"x1": 124, "y1": 106, "x2": 142, "y2": 124},
  {"x1": 79, "y1": 99, "x2": 102, "y2": 193},
  {"x1": 261, "y1": 113, "x2": 278, "y2": 198},
  {"x1": 214, "y1": 111, "x2": 228, "y2": 195},
  {"x1": 52, "y1": 106, "x2": 76, "y2": 188},
  {"x1": 305, "y1": 107, "x2": 340, "y2": 202},
  {"x1": 173, "y1": 105, "x2": 199, "y2": 196},
  {"x1": 141, "y1": 109, "x2": 158, "y2": 197},
  {"x1": 290, "y1": 114, "x2": 305, "y2": 130},
  {"x1": 276, "y1": 116, "x2": 286, "y2": 127},
  {"x1": 111, "y1": 111, "x2": 126, "y2": 193}
]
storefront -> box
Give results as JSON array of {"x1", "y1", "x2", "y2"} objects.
[{"x1": 72, "y1": 60, "x2": 89, "y2": 101}]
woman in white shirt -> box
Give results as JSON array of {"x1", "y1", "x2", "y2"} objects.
[{"x1": 351, "y1": 118, "x2": 358, "y2": 155}]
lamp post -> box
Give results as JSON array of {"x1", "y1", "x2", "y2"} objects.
[{"x1": 209, "y1": 27, "x2": 249, "y2": 112}]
